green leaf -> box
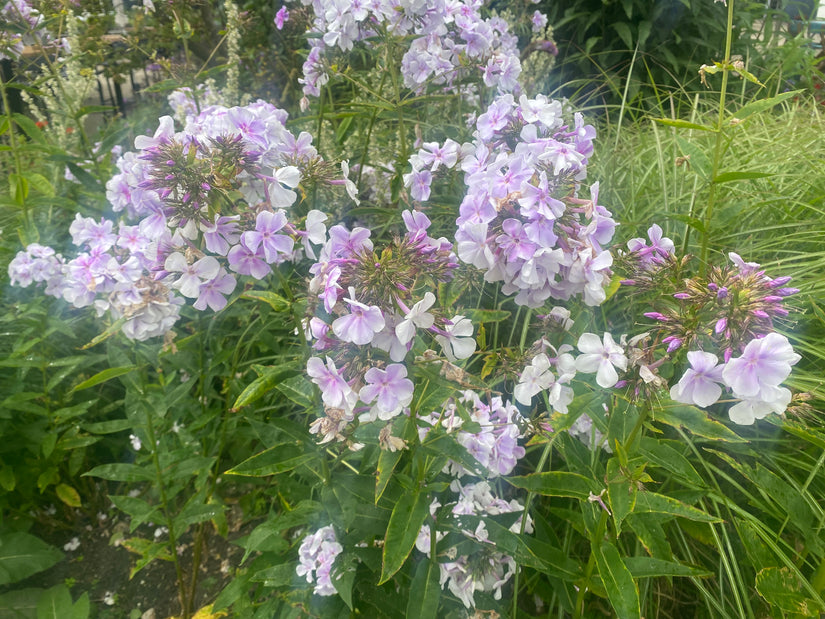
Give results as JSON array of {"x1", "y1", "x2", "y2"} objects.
[
  {"x1": 593, "y1": 541, "x2": 640, "y2": 619},
  {"x1": 12, "y1": 114, "x2": 45, "y2": 144},
  {"x1": 376, "y1": 448, "x2": 403, "y2": 505},
  {"x1": 755, "y1": 567, "x2": 823, "y2": 615},
  {"x1": 232, "y1": 365, "x2": 297, "y2": 410},
  {"x1": 655, "y1": 405, "x2": 746, "y2": 442},
  {"x1": 379, "y1": 489, "x2": 430, "y2": 584},
  {"x1": 0, "y1": 587, "x2": 42, "y2": 617},
  {"x1": 83, "y1": 463, "x2": 154, "y2": 482},
  {"x1": 109, "y1": 495, "x2": 160, "y2": 531},
  {"x1": 82, "y1": 419, "x2": 133, "y2": 434},
  {"x1": 70, "y1": 366, "x2": 136, "y2": 392},
  {"x1": 652, "y1": 118, "x2": 716, "y2": 132},
  {"x1": 623, "y1": 557, "x2": 711, "y2": 578},
  {"x1": 462, "y1": 309, "x2": 511, "y2": 323},
  {"x1": 225, "y1": 443, "x2": 313, "y2": 477},
  {"x1": 55, "y1": 484, "x2": 81, "y2": 508},
  {"x1": 79, "y1": 317, "x2": 128, "y2": 350},
  {"x1": 633, "y1": 492, "x2": 721, "y2": 522},
  {"x1": 505, "y1": 471, "x2": 595, "y2": 500},
  {"x1": 250, "y1": 562, "x2": 298, "y2": 587},
  {"x1": 274, "y1": 375, "x2": 314, "y2": 409},
  {"x1": 36, "y1": 585, "x2": 78, "y2": 619},
  {"x1": 639, "y1": 438, "x2": 704, "y2": 486},
  {"x1": 241, "y1": 290, "x2": 290, "y2": 312},
  {"x1": 732, "y1": 90, "x2": 802, "y2": 120},
  {"x1": 713, "y1": 171, "x2": 772, "y2": 183},
  {"x1": 0, "y1": 467, "x2": 15, "y2": 492},
  {"x1": 407, "y1": 559, "x2": 440, "y2": 618},
  {"x1": 9, "y1": 173, "x2": 29, "y2": 204},
  {"x1": 607, "y1": 458, "x2": 636, "y2": 536},
  {"x1": 332, "y1": 553, "x2": 357, "y2": 609},
  {"x1": 612, "y1": 22, "x2": 633, "y2": 48},
  {"x1": 0, "y1": 533, "x2": 63, "y2": 586},
  {"x1": 25, "y1": 173, "x2": 54, "y2": 198}
]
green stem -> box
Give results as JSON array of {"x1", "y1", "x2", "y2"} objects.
[
  {"x1": 0, "y1": 69, "x2": 28, "y2": 232},
  {"x1": 700, "y1": 0, "x2": 736, "y2": 274},
  {"x1": 574, "y1": 510, "x2": 610, "y2": 618},
  {"x1": 144, "y1": 401, "x2": 190, "y2": 618},
  {"x1": 513, "y1": 438, "x2": 557, "y2": 617}
]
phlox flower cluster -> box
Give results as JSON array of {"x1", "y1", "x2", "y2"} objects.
[
  {"x1": 670, "y1": 333, "x2": 800, "y2": 425},
  {"x1": 513, "y1": 342, "x2": 577, "y2": 413},
  {"x1": 415, "y1": 480, "x2": 532, "y2": 608},
  {"x1": 418, "y1": 390, "x2": 525, "y2": 477},
  {"x1": 298, "y1": 0, "x2": 532, "y2": 98},
  {"x1": 409, "y1": 94, "x2": 616, "y2": 308},
  {"x1": 305, "y1": 210, "x2": 469, "y2": 441},
  {"x1": 166, "y1": 82, "x2": 226, "y2": 125},
  {"x1": 9, "y1": 95, "x2": 335, "y2": 341},
  {"x1": 618, "y1": 227, "x2": 802, "y2": 424},
  {"x1": 295, "y1": 525, "x2": 343, "y2": 596}
]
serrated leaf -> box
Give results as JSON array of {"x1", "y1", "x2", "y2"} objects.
[
  {"x1": 225, "y1": 443, "x2": 313, "y2": 477},
  {"x1": 407, "y1": 559, "x2": 440, "y2": 618},
  {"x1": 70, "y1": 366, "x2": 136, "y2": 392},
  {"x1": 55, "y1": 484, "x2": 81, "y2": 508},
  {"x1": 633, "y1": 492, "x2": 721, "y2": 522},
  {"x1": 0, "y1": 533, "x2": 63, "y2": 586},
  {"x1": 655, "y1": 405, "x2": 746, "y2": 442},
  {"x1": 505, "y1": 471, "x2": 595, "y2": 500},
  {"x1": 379, "y1": 489, "x2": 430, "y2": 584},
  {"x1": 594, "y1": 541, "x2": 640, "y2": 619}
]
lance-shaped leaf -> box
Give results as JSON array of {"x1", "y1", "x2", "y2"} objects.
[{"x1": 379, "y1": 489, "x2": 430, "y2": 585}]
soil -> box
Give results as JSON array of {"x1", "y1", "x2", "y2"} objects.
[{"x1": 0, "y1": 492, "x2": 249, "y2": 619}]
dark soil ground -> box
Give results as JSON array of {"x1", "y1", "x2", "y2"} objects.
[{"x1": 0, "y1": 493, "x2": 248, "y2": 619}]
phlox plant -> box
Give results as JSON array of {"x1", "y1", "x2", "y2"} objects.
[{"x1": 2, "y1": 0, "x2": 825, "y2": 618}]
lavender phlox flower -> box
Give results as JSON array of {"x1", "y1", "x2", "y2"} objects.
[
  {"x1": 306, "y1": 356, "x2": 357, "y2": 413},
  {"x1": 296, "y1": 525, "x2": 343, "y2": 596},
  {"x1": 418, "y1": 139, "x2": 460, "y2": 171},
  {"x1": 568, "y1": 413, "x2": 611, "y2": 451},
  {"x1": 514, "y1": 353, "x2": 554, "y2": 406},
  {"x1": 193, "y1": 269, "x2": 236, "y2": 311},
  {"x1": 372, "y1": 315, "x2": 412, "y2": 362},
  {"x1": 242, "y1": 210, "x2": 295, "y2": 264},
  {"x1": 358, "y1": 364, "x2": 414, "y2": 421},
  {"x1": 134, "y1": 115, "x2": 175, "y2": 150},
  {"x1": 670, "y1": 351, "x2": 725, "y2": 408},
  {"x1": 331, "y1": 290, "x2": 386, "y2": 346},
  {"x1": 396, "y1": 291, "x2": 436, "y2": 344},
  {"x1": 435, "y1": 315, "x2": 476, "y2": 361},
  {"x1": 200, "y1": 215, "x2": 240, "y2": 256},
  {"x1": 164, "y1": 252, "x2": 220, "y2": 298},
  {"x1": 531, "y1": 10, "x2": 548, "y2": 32},
  {"x1": 626, "y1": 223, "x2": 674, "y2": 267},
  {"x1": 227, "y1": 238, "x2": 271, "y2": 280},
  {"x1": 575, "y1": 332, "x2": 628, "y2": 388},
  {"x1": 728, "y1": 251, "x2": 760, "y2": 275},
  {"x1": 300, "y1": 210, "x2": 328, "y2": 260},
  {"x1": 274, "y1": 5, "x2": 289, "y2": 29},
  {"x1": 404, "y1": 168, "x2": 433, "y2": 202},
  {"x1": 722, "y1": 332, "x2": 800, "y2": 399}
]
